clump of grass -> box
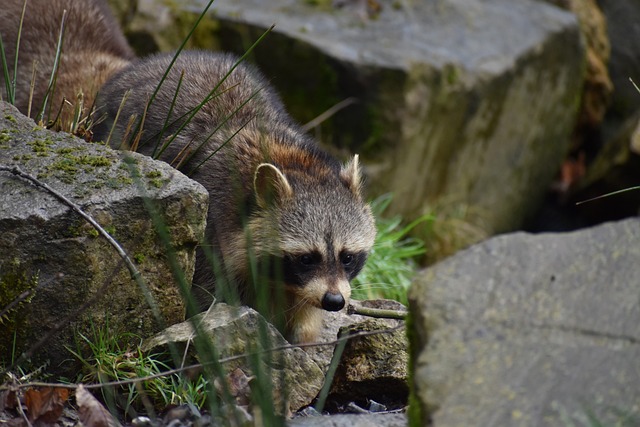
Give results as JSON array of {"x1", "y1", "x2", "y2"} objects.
[
  {"x1": 68, "y1": 321, "x2": 208, "y2": 418},
  {"x1": 351, "y1": 194, "x2": 430, "y2": 305}
]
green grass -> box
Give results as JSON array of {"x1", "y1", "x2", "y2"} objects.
[
  {"x1": 351, "y1": 194, "x2": 430, "y2": 305},
  {"x1": 67, "y1": 320, "x2": 208, "y2": 419}
]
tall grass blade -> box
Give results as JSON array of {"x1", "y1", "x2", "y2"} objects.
[
  {"x1": 106, "y1": 89, "x2": 132, "y2": 147},
  {"x1": 182, "y1": 88, "x2": 263, "y2": 174},
  {"x1": 27, "y1": 59, "x2": 37, "y2": 117},
  {"x1": 12, "y1": 0, "x2": 28, "y2": 104},
  {"x1": 575, "y1": 186, "x2": 640, "y2": 205},
  {"x1": 152, "y1": 25, "x2": 273, "y2": 160},
  {"x1": 314, "y1": 332, "x2": 348, "y2": 413},
  {"x1": 0, "y1": 35, "x2": 13, "y2": 104},
  {"x1": 153, "y1": 70, "x2": 185, "y2": 158},
  {"x1": 126, "y1": 0, "x2": 217, "y2": 150},
  {"x1": 37, "y1": 9, "x2": 67, "y2": 124}
]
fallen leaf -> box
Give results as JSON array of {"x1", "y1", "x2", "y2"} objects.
[
  {"x1": 0, "y1": 388, "x2": 18, "y2": 410},
  {"x1": 24, "y1": 387, "x2": 69, "y2": 423},
  {"x1": 76, "y1": 385, "x2": 121, "y2": 427}
]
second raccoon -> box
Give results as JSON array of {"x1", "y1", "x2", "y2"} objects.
[{"x1": 95, "y1": 51, "x2": 377, "y2": 343}]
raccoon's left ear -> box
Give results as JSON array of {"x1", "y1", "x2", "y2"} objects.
[
  {"x1": 340, "y1": 154, "x2": 363, "y2": 197},
  {"x1": 254, "y1": 163, "x2": 294, "y2": 208}
]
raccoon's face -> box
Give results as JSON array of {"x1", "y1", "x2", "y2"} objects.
[{"x1": 252, "y1": 158, "x2": 376, "y2": 313}]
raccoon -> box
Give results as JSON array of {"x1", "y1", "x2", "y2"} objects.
[
  {"x1": 95, "y1": 51, "x2": 377, "y2": 343},
  {"x1": 0, "y1": 0, "x2": 134, "y2": 127}
]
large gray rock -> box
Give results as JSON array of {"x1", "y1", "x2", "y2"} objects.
[
  {"x1": 0, "y1": 102, "x2": 208, "y2": 374},
  {"x1": 409, "y1": 217, "x2": 640, "y2": 426},
  {"x1": 142, "y1": 303, "x2": 325, "y2": 413},
  {"x1": 118, "y1": 0, "x2": 584, "y2": 249}
]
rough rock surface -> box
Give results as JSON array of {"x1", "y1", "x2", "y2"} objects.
[
  {"x1": 112, "y1": 0, "x2": 585, "y2": 254},
  {"x1": 306, "y1": 299, "x2": 407, "y2": 372},
  {"x1": 142, "y1": 303, "x2": 325, "y2": 413},
  {"x1": 0, "y1": 102, "x2": 208, "y2": 374},
  {"x1": 288, "y1": 412, "x2": 407, "y2": 427},
  {"x1": 409, "y1": 217, "x2": 640, "y2": 426},
  {"x1": 328, "y1": 319, "x2": 408, "y2": 411}
]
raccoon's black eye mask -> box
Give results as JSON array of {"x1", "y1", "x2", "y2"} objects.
[{"x1": 341, "y1": 251, "x2": 368, "y2": 280}]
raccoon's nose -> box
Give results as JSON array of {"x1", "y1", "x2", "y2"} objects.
[{"x1": 322, "y1": 292, "x2": 345, "y2": 312}]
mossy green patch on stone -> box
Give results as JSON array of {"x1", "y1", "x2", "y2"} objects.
[
  {"x1": 0, "y1": 130, "x2": 11, "y2": 144},
  {"x1": 0, "y1": 260, "x2": 38, "y2": 362},
  {"x1": 28, "y1": 138, "x2": 54, "y2": 156},
  {"x1": 4, "y1": 114, "x2": 17, "y2": 124}
]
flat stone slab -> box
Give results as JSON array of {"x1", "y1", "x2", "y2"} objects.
[{"x1": 409, "y1": 218, "x2": 640, "y2": 426}]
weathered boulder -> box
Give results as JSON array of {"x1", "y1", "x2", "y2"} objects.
[
  {"x1": 543, "y1": 0, "x2": 612, "y2": 144},
  {"x1": 409, "y1": 217, "x2": 640, "y2": 426},
  {"x1": 142, "y1": 303, "x2": 325, "y2": 413},
  {"x1": 0, "y1": 102, "x2": 208, "y2": 374},
  {"x1": 115, "y1": 0, "x2": 585, "y2": 255}
]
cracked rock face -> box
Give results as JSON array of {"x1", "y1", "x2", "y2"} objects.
[{"x1": 409, "y1": 218, "x2": 640, "y2": 426}]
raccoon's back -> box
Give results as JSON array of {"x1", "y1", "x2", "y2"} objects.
[
  {"x1": 0, "y1": 0, "x2": 134, "y2": 121},
  {"x1": 94, "y1": 51, "x2": 295, "y2": 164}
]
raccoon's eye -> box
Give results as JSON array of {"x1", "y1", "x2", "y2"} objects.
[
  {"x1": 340, "y1": 253, "x2": 354, "y2": 266},
  {"x1": 299, "y1": 253, "x2": 317, "y2": 266}
]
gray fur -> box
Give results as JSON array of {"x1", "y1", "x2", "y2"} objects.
[
  {"x1": 95, "y1": 51, "x2": 377, "y2": 342},
  {"x1": 0, "y1": 0, "x2": 134, "y2": 122}
]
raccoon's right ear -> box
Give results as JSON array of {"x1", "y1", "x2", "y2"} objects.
[
  {"x1": 254, "y1": 163, "x2": 294, "y2": 208},
  {"x1": 340, "y1": 154, "x2": 363, "y2": 198}
]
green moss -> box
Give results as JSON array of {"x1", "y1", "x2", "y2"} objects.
[
  {"x1": 133, "y1": 253, "x2": 146, "y2": 264},
  {"x1": 55, "y1": 146, "x2": 79, "y2": 155},
  {"x1": 27, "y1": 138, "x2": 54, "y2": 155},
  {"x1": 145, "y1": 170, "x2": 162, "y2": 179},
  {"x1": 0, "y1": 260, "x2": 38, "y2": 362},
  {"x1": 4, "y1": 114, "x2": 17, "y2": 124},
  {"x1": 48, "y1": 153, "x2": 113, "y2": 182},
  {"x1": 106, "y1": 175, "x2": 134, "y2": 188},
  {"x1": 87, "y1": 228, "x2": 100, "y2": 238},
  {"x1": 148, "y1": 178, "x2": 164, "y2": 188},
  {"x1": 0, "y1": 130, "x2": 11, "y2": 143}
]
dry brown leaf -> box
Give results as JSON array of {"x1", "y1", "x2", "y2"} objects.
[
  {"x1": 0, "y1": 388, "x2": 18, "y2": 410},
  {"x1": 24, "y1": 387, "x2": 69, "y2": 423},
  {"x1": 76, "y1": 385, "x2": 121, "y2": 427}
]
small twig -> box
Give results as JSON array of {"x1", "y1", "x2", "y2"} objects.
[
  {"x1": 348, "y1": 304, "x2": 408, "y2": 320},
  {"x1": 301, "y1": 97, "x2": 358, "y2": 131},
  {"x1": 15, "y1": 392, "x2": 34, "y2": 427},
  {"x1": 0, "y1": 324, "x2": 405, "y2": 391}
]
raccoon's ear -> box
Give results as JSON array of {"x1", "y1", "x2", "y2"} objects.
[
  {"x1": 340, "y1": 154, "x2": 363, "y2": 197},
  {"x1": 254, "y1": 163, "x2": 294, "y2": 208}
]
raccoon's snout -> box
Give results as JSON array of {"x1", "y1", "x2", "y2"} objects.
[{"x1": 321, "y1": 292, "x2": 345, "y2": 312}]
